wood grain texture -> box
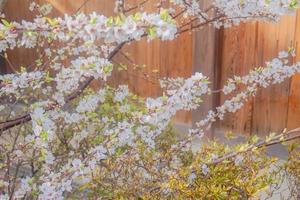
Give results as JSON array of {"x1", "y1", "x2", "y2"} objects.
[
  {"x1": 287, "y1": 11, "x2": 300, "y2": 130},
  {"x1": 3, "y1": 1, "x2": 300, "y2": 134},
  {"x1": 3, "y1": 0, "x2": 194, "y2": 124},
  {"x1": 219, "y1": 13, "x2": 299, "y2": 136},
  {"x1": 219, "y1": 22, "x2": 258, "y2": 136},
  {"x1": 192, "y1": 0, "x2": 219, "y2": 137}
]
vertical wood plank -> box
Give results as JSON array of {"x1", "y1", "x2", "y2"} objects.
[
  {"x1": 4, "y1": 1, "x2": 300, "y2": 131},
  {"x1": 3, "y1": 0, "x2": 194, "y2": 124},
  {"x1": 251, "y1": 16, "x2": 296, "y2": 136},
  {"x1": 287, "y1": 11, "x2": 300, "y2": 129},
  {"x1": 192, "y1": 0, "x2": 219, "y2": 137},
  {"x1": 218, "y1": 14, "x2": 298, "y2": 136},
  {"x1": 220, "y1": 22, "x2": 258, "y2": 135}
]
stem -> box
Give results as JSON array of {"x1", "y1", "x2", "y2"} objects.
[{"x1": 209, "y1": 127, "x2": 300, "y2": 165}]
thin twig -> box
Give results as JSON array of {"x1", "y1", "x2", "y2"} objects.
[
  {"x1": 74, "y1": 0, "x2": 91, "y2": 14},
  {"x1": 209, "y1": 128, "x2": 300, "y2": 165}
]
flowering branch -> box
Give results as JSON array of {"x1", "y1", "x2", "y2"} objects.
[
  {"x1": 209, "y1": 127, "x2": 300, "y2": 165},
  {"x1": 0, "y1": 1, "x2": 299, "y2": 199},
  {"x1": 0, "y1": 41, "x2": 125, "y2": 132}
]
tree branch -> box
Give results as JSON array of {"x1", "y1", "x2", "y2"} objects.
[
  {"x1": 209, "y1": 128, "x2": 300, "y2": 165},
  {"x1": 0, "y1": 7, "x2": 276, "y2": 132},
  {"x1": 0, "y1": 41, "x2": 127, "y2": 132}
]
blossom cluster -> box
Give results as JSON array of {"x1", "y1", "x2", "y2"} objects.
[
  {"x1": 171, "y1": 0, "x2": 298, "y2": 27},
  {"x1": 193, "y1": 51, "x2": 300, "y2": 133},
  {"x1": 0, "y1": 1, "x2": 299, "y2": 199},
  {"x1": 0, "y1": 10, "x2": 177, "y2": 53},
  {"x1": 144, "y1": 72, "x2": 210, "y2": 132},
  {"x1": 0, "y1": 70, "x2": 45, "y2": 97}
]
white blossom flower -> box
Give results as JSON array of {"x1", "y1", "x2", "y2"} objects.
[
  {"x1": 201, "y1": 164, "x2": 210, "y2": 176},
  {"x1": 114, "y1": 85, "x2": 129, "y2": 102},
  {"x1": 14, "y1": 177, "x2": 32, "y2": 198}
]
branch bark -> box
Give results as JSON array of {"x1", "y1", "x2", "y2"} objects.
[
  {"x1": 0, "y1": 6, "x2": 270, "y2": 132},
  {"x1": 0, "y1": 41, "x2": 126, "y2": 132},
  {"x1": 209, "y1": 127, "x2": 300, "y2": 165}
]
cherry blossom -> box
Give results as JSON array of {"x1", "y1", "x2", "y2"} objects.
[{"x1": 0, "y1": 1, "x2": 299, "y2": 199}]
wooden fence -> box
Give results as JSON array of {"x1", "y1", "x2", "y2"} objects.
[
  {"x1": 3, "y1": 0, "x2": 195, "y2": 124},
  {"x1": 219, "y1": 13, "x2": 300, "y2": 136},
  {"x1": 2, "y1": 0, "x2": 300, "y2": 136}
]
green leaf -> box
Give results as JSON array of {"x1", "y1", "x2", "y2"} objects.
[
  {"x1": 147, "y1": 27, "x2": 157, "y2": 39},
  {"x1": 1, "y1": 19, "x2": 11, "y2": 27},
  {"x1": 160, "y1": 9, "x2": 172, "y2": 22},
  {"x1": 40, "y1": 131, "x2": 48, "y2": 142},
  {"x1": 289, "y1": 0, "x2": 298, "y2": 9}
]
